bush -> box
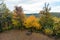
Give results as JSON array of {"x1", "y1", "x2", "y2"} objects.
[
  {"x1": 2, "y1": 25, "x2": 13, "y2": 31},
  {"x1": 43, "y1": 28, "x2": 53, "y2": 35},
  {"x1": 52, "y1": 17, "x2": 60, "y2": 23},
  {"x1": 12, "y1": 19, "x2": 21, "y2": 29},
  {"x1": 52, "y1": 17, "x2": 60, "y2": 36},
  {"x1": 24, "y1": 15, "x2": 42, "y2": 31},
  {"x1": 40, "y1": 15, "x2": 54, "y2": 29},
  {"x1": 53, "y1": 22, "x2": 60, "y2": 36}
]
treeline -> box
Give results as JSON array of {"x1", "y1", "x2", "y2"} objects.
[{"x1": 0, "y1": 3, "x2": 60, "y2": 37}]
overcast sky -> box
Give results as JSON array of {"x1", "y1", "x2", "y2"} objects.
[{"x1": 4, "y1": 0, "x2": 60, "y2": 13}]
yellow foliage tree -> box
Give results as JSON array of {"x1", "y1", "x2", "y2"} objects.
[{"x1": 24, "y1": 15, "x2": 42, "y2": 30}]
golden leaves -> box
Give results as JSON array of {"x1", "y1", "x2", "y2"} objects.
[{"x1": 24, "y1": 15, "x2": 42, "y2": 30}]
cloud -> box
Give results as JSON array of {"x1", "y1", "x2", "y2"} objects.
[
  {"x1": 51, "y1": 6, "x2": 60, "y2": 12},
  {"x1": 5, "y1": 0, "x2": 15, "y2": 1},
  {"x1": 4, "y1": 0, "x2": 60, "y2": 13},
  {"x1": 18, "y1": 2, "x2": 43, "y2": 13}
]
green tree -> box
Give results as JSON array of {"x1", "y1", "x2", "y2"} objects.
[
  {"x1": 0, "y1": 0, "x2": 12, "y2": 31},
  {"x1": 39, "y1": 3, "x2": 54, "y2": 35},
  {"x1": 12, "y1": 6, "x2": 25, "y2": 29}
]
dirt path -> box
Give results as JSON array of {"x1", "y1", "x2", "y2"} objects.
[{"x1": 0, "y1": 30, "x2": 59, "y2": 40}]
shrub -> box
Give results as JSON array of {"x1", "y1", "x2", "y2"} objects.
[
  {"x1": 40, "y1": 16, "x2": 54, "y2": 29},
  {"x1": 24, "y1": 15, "x2": 42, "y2": 31},
  {"x1": 53, "y1": 22, "x2": 60, "y2": 36},
  {"x1": 43, "y1": 28, "x2": 53, "y2": 35},
  {"x1": 12, "y1": 19, "x2": 21, "y2": 29},
  {"x1": 52, "y1": 17, "x2": 60, "y2": 23},
  {"x1": 52, "y1": 17, "x2": 60, "y2": 36},
  {"x1": 2, "y1": 26, "x2": 13, "y2": 31}
]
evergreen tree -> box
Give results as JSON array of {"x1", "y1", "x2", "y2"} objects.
[{"x1": 39, "y1": 3, "x2": 54, "y2": 30}]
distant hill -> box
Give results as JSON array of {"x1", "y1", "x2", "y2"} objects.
[
  {"x1": 25, "y1": 12, "x2": 60, "y2": 17},
  {"x1": 51, "y1": 12, "x2": 60, "y2": 17}
]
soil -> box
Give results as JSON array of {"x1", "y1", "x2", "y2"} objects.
[{"x1": 0, "y1": 30, "x2": 60, "y2": 40}]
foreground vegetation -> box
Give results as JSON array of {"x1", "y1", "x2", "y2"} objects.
[{"x1": 0, "y1": 3, "x2": 60, "y2": 38}]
